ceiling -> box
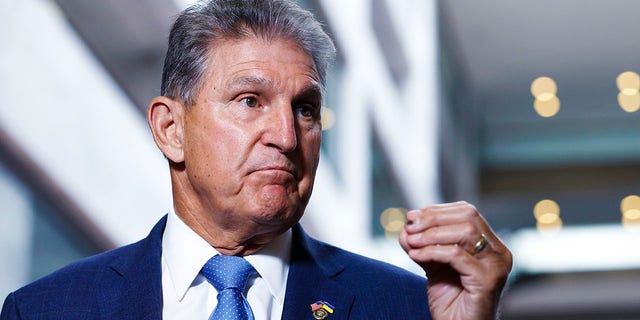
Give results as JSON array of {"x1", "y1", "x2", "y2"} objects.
[
  {"x1": 438, "y1": 0, "x2": 640, "y2": 235},
  {"x1": 442, "y1": 0, "x2": 640, "y2": 97},
  {"x1": 438, "y1": 2, "x2": 640, "y2": 318},
  {"x1": 440, "y1": 0, "x2": 640, "y2": 169},
  {"x1": 54, "y1": 0, "x2": 176, "y2": 110}
]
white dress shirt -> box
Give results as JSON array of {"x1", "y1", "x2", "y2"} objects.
[{"x1": 161, "y1": 208, "x2": 291, "y2": 320}]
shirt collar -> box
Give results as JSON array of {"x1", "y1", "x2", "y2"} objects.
[
  {"x1": 162, "y1": 207, "x2": 291, "y2": 304},
  {"x1": 245, "y1": 227, "x2": 291, "y2": 305}
]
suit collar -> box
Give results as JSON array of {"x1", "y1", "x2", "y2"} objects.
[
  {"x1": 102, "y1": 218, "x2": 355, "y2": 319},
  {"x1": 282, "y1": 224, "x2": 355, "y2": 320},
  {"x1": 108, "y1": 215, "x2": 166, "y2": 320}
]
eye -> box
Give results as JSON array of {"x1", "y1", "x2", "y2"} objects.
[
  {"x1": 294, "y1": 103, "x2": 318, "y2": 119},
  {"x1": 241, "y1": 97, "x2": 258, "y2": 108}
]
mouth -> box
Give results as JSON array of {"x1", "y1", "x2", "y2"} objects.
[{"x1": 250, "y1": 165, "x2": 299, "y2": 180}]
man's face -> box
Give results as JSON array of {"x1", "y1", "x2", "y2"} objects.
[{"x1": 180, "y1": 36, "x2": 322, "y2": 236}]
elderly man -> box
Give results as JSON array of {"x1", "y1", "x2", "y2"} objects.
[{"x1": 1, "y1": 0, "x2": 512, "y2": 319}]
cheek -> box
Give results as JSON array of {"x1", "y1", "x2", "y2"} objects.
[
  {"x1": 183, "y1": 123, "x2": 230, "y2": 179},
  {"x1": 189, "y1": 118, "x2": 246, "y2": 160},
  {"x1": 301, "y1": 130, "x2": 321, "y2": 170}
]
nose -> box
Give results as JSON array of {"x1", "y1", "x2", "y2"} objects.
[{"x1": 261, "y1": 104, "x2": 298, "y2": 153}]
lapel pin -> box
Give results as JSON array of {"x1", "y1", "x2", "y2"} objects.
[{"x1": 310, "y1": 300, "x2": 335, "y2": 319}]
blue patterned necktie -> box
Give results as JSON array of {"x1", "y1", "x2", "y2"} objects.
[{"x1": 201, "y1": 255, "x2": 257, "y2": 320}]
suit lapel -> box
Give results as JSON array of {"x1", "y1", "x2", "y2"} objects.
[
  {"x1": 282, "y1": 225, "x2": 354, "y2": 320},
  {"x1": 97, "y1": 218, "x2": 355, "y2": 319},
  {"x1": 106, "y1": 216, "x2": 166, "y2": 320}
]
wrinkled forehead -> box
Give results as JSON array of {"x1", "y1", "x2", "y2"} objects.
[{"x1": 204, "y1": 34, "x2": 322, "y2": 91}]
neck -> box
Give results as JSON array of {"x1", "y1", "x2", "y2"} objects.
[{"x1": 172, "y1": 200, "x2": 284, "y2": 256}]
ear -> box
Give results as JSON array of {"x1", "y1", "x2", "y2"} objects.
[{"x1": 147, "y1": 96, "x2": 185, "y2": 163}]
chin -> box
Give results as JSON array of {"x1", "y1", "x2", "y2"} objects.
[
  {"x1": 250, "y1": 185, "x2": 310, "y2": 225},
  {"x1": 252, "y1": 202, "x2": 304, "y2": 228}
]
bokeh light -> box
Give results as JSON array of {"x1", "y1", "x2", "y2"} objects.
[
  {"x1": 616, "y1": 71, "x2": 640, "y2": 112},
  {"x1": 621, "y1": 195, "x2": 640, "y2": 229},
  {"x1": 321, "y1": 107, "x2": 336, "y2": 130},
  {"x1": 534, "y1": 199, "x2": 562, "y2": 234},
  {"x1": 531, "y1": 77, "x2": 560, "y2": 117},
  {"x1": 380, "y1": 207, "x2": 407, "y2": 239}
]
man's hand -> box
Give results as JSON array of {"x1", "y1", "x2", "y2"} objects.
[{"x1": 399, "y1": 201, "x2": 513, "y2": 320}]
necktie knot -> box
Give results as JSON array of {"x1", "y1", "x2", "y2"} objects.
[
  {"x1": 202, "y1": 255, "x2": 256, "y2": 291},
  {"x1": 201, "y1": 254, "x2": 257, "y2": 320}
]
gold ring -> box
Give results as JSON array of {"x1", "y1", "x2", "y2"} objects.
[{"x1": 472, "y1": 233, "x2": 488, "y2": 255}]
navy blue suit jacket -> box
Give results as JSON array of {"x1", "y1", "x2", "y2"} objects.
[{"x1": 1, "y1": 216, "x2": 431, "y2": 319}]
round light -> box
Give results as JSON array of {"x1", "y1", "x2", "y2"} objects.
[
  {"x1": 537, "y1": 92, "x2": 555, "y2": 102},
  {"x1": 618, "y1": 91, "x2": 640, "y2": 112},
  {"x1": 621, "y1": 195, "x2": 640, "y2": 214},
  {"x1": 616, "y1": 71, "x2": 640, "y2": 91},
  {"x1": 531, "y1": 77, "x2": 557, "y2": 98},
  {"x1": 321, "y1": 107, "x2": 336, "y2": 131},
  {"x1": 533, "y1": 199, "x2": 560, "y2": 220},
  {"x1": 623, "y1": 209, "x2": 640, "y2": 220},
  {"x1": 534, "y1": 96, "x2": 561, "y2": 117},
  {"x1": 538, "y1": 212, "x2": 560, "y2": 224},
  {"x1": 380, "y1": 207, "x2": 407, "y2": 232},
  {"x1": 385, "y1": 219, "x2": 405, "y2": 233},
  {"x1": 537, "y1": 217, "x2": 563, "y2": 228}
]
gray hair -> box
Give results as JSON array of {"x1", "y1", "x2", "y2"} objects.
[{"x1": 161, "y1": 0, "x2": 336, "y2": 106}]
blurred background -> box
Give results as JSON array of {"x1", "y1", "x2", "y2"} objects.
[{"x1": 1, "y1": 0, "x2": 640, "y2": 319}]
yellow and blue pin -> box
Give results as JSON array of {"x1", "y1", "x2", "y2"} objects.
[{"x1": 310, "y1": 300, "x2": 335, "y2": 319}]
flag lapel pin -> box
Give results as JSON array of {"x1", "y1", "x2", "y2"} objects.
[{"x1": 310, "y1": 300, "x2": 335, "y2": 319}]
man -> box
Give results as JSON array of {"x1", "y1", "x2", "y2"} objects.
[{"x1": 1, "y1": 0, "x2": 512, "y2": 319}]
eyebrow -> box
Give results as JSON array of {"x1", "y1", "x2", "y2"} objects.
[
  {"x1": 228, "y1": 75, "x2": 323, "y2": 99},
  {"x1": 295, "y1": 83, "x2": 323, "y2": 101},
  {"x1": 228, "y1": 75, "x2": 271, "y2": 90}
]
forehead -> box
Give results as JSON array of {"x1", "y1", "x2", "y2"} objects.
[{"x1": 203, "y1": 36, "x2": 320, "y2": 89}]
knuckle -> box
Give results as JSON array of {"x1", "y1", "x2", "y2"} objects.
[
  {"x1": 466, "y1": 205, "x2": 480, "y2": 216},
  {"x1": 422, "y1": 205, "x2": 439, "y2": 216},
  {"x1": 461, "y1": 222, "x2": 478, "y2": 236},
  {"x1": 451, "y1": 245, "x2": 467, "y2": 259},
  {"x1": 458, "y1": 202, "x2": 480, "y2": 219},
  {"x1": 422, "y1": 213, "x2": 438, "y2": 226}
]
